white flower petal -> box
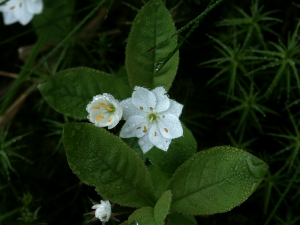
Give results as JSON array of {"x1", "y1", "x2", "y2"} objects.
[
  {"x1": 149, "y1": 124, "x2": 172, "y2": 151},
  {"x1": 94, "y1": 200, "x2": 111, "y2": 222},
  {"x1": 157, "y1": 114, "x2": 183, "y2": 139},
  {"x1": 26, "y1": 0, "x2": 42, "y2": 14},
  {"x1": 2, "y1": 11, "x2": 18, "y2": 25},
  {"x1": 120, "y1": 98, "x2": 144, "y2": 120},
  {"x1": 151, "y1": 86, "x2": 170, "y2": 112},
  {"x1": 0, "y1": 0, "x2": 18, "y2": 12},
  {"x1": 138, "y1": 134, "x2": 154, "y2": 154},
  {"x1": 132, "y1": 86, "x2": 156, "y2": 113},
  {"x1": 120, "y1": 115, "x2": 148, "y2": 138},
  {"x1": 161, "y1": 99, "x2": 183, "y2": 118},
  {"x1": 13, "y1": 1, "x2": 33, "y2": 25}
]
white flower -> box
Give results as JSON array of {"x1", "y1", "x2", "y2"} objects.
[
  {"x1": 120, "y1": 86, "x2": 183, "y2": 153},
  {"x1": 86, "y1": 93, "x2": 122, "y2": 129},
  {"x1": 92, "y1": 200, "x2": 111, "y2": 223},
  {"x1": 0, "y1": 0, "x2": 43, "y2": 26},
  {"x1": 85, "y1": 198, "x2": 119, "y2": 224}
]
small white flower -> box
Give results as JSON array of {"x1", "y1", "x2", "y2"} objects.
[
  {"x1": 86, "y1": 93, "x2": 122, "y2": 129},
  {"x1": 0, "y1": 0, "x2": 43, "y2": 26},
  {"x1": 92, "y1": 200, "x2": 111, "y2": 223},
  {"x1": 85, "y1": 198, "x2": 120, "y2": 224},
  {"x1": 120, "y1": 86, "x2": 183, "y2": 153}
]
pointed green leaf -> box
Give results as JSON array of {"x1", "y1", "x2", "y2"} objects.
[
  {"x1": 126, "y1": 0, "x2": 179, "y2": 90},
  {"x1": 168, "y1": 146, "x2": 268, "y2": 215},
  {"x1": 128, "y1": 207, "x2": 156, "y2": 225},
  {"x1": 63, "y1": 123, "x2": 155, "y2": 207},
  {"x1": 167, "y1": 213, "x2": 197, "y2": 225},
  {"x1": 146, "y1": 125, "x2": 197, "y2": 174},
  {"x1": 38, "y1": 67, "x2": 132, "y2": 119},
  {"x1": 154, "y1": 190, "x2": 172, "y2": 224},
  {"x1": 148, "y1": 165, "x2": 171, "y2": 199}
]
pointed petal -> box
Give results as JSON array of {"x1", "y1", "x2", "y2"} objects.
[
  {"x1": 132, "y1": 86, "x2": 156, "y2": 113},
  {"x1": 119, "y1": 115, "x2": 148, "y2": 138},
  {"x1": 120, "y1": 98, "x2": 144, "y2": 120},
  {"x1": 157, "y1": 114, "x2": 183, "y2": 139},
  {"x1": 161, "y1": 100, "x2": 183, "y2": 117},
  {"x1": 151, "y1": 86, "x2": 170, "y2": 112},
  {"x1": 149, "y1": 124, "x2": 172, "y2": 151},
  {"x1": 138, "y1": 134, "x2": 154, "y2": 153},
  {"x1": 26, "y1": 0, "x2": 43, "y2": 14},
  {"x1": 2, "y1": 11, "x2": 18, "y2": 25}
]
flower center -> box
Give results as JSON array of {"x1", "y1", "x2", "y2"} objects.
[{"x1": 147, "y1": 112, "x2": 158, "y2": 124}]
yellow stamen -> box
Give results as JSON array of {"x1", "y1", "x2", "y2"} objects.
[
  {"x1": 98, "y1": 102, "x2": 112, "y2": 111},
  {"x1": 95, "y1": 115, "x2": 101, "y2": 121},
  {"x1": 162, "y1": 115, "x2": 165, "y2": 118},
  {"x1": 10, "y1": 6, "x2": 15, "y2": 9},
  {"x1": 19, "y1": 2, "x2": 22, "y2": 7},
  {"x1": 140, "y1": 107, "x2": 143, "y2": 110},
  {"x1": 150, "y1": 107, "x2": 153, "y2": 110},
  {"x1": 143, "y1": 126, "x2": 147, "y2": 133},
  {"x1": 100, "y1": 116, "x2": 104, "y2": 121},
  {"x1": 93, "y1": 106, "x2": 100, "y2": 109},
  {"x1": 164, "y1": 128, "x2": 168, "y2": 133},
  {"x1": 155, "y1": 132, "x2": 157, "y2": 137},
  {"x1": 137, "y1": 127, "x2": 141, "y2": 129},
  {"x1": 108, "y1": 118, "x2": 112, "y2": 122}
]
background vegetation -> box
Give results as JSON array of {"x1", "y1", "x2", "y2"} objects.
[{"x1": 0, "y1": 0, "x2": 299, "y2": 224}]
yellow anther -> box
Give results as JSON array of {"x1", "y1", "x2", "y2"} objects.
[
  {"x1": 162, "y1": 115, "x2": 165, "y2": 118},
  {"x1": 93, "y1": 106, "x2": 100, "y2": 109},
  {"x1": 150, "y1": 107, "x2": 153, "y2": 110},
  {"x1": 10, "y1": 6, "x2": 15, "y2": 9},
  {"x1": 155, "y1": 132, "x2": 157, "y2": 137},
  {"x1": 100, "y1": 116, "x2": 104, "y2": 121},
  {"x1": 140, "y1": 107, "x2": 143, "y2": 110},
  {"x1": 19, "y1": 2, "x2": 22, "y2": 7},
  {"x1": 143, "y1": 126, "x2": 147, "y2": 133},
  {"x1": 137, "y1": 127, "x2": 141, "y2": 129},
  {"x1": 108, "y1": 118, "x2": 112, "y2": 122},
  {"x1": 98, "y1": 102, "x2": 112, "y2": 111},
  {"x1": 164, "y1": 128, "x2": 168, "y2": 133},
  {"x1": 95, "y1": 115, "x2": 101, "y2": 121}
]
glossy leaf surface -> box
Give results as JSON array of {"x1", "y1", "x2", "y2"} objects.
[
  {"x1": 63, "y1": 123, "x2": 155, "y2": 207},
  {"x1": 126, "y1": 0, "x2": 179, "y2": 90},
  {"x1": 168, "y1": 146, "x2": 268, "y2": 215}
]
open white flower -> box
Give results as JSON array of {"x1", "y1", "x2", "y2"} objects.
[
  {"x1": 86, "y1": 93, "x2": 122, "y2": 129},
  {"x1": 120, "y1": 86, "x2": 183, "y2": 153},
  {"x1": 0, "y1": 0, "x2": 43, "y2": 26},
  {"x1": 92, "y1": 200, "x2": 111, "y2": 223},
  {"x1": 85, "y1": 198, "x2": 120, "y2": 224}
]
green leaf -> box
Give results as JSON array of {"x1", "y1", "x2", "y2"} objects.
[
  {"x1": 128, "y1": 191, "x2": 172, "y2": 225},
  {"x1": 166, "y1": 213, "x2": 197, "y2": 225},
  {"x1": 63, "y1": 123, "x2": 155, "y2": 207},
  {"x1": 126, "y1": 0, "x2": 179, "y2": 91},
  {"x1": 168, "y1": 146, "x2": 268, "y2": 215},
  {"x1": 128, "y1": 207, "x2": 156, "y2": 225},
  {"x1": 148, "y1": 165, "x2": 171, "y2": 200},
  {"x1": 154, "y1": 190, "x2": 172, "y2": 224},
  {"x1": 146, "y1": 125, "x2": 197, "y2": 174},
  {"x1": 39, "y1": 67, "x2": 132, "y2": 119},
  {"x1": 122, "y1": 137, "x2": 147, "y2": 162}
]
